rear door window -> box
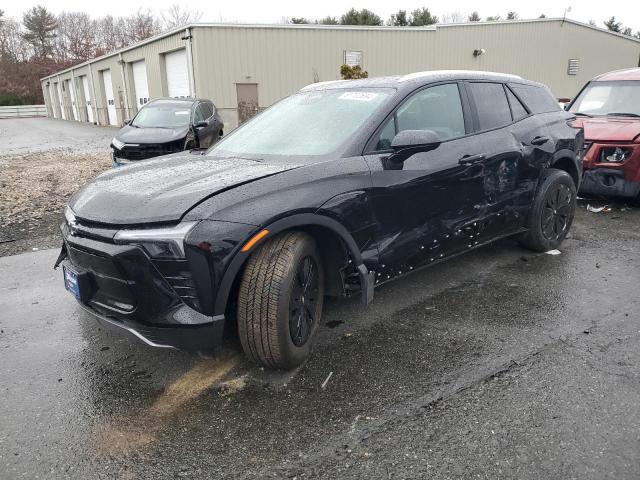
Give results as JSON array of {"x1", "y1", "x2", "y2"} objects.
[
  {"x1": 194, "y1": 104, "x2": 206, "y2": 123},
  {"x1": 468, "y1": 82, "x2": 512, "y2": 130},
  {"x1": 202, "y1": 102, "x2": 213, "y2": 118},
  {"x1": 509, "y1": 84, "x2": 560, "y2": 113}
]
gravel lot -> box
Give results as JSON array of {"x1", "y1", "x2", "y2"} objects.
[{"x1": 0, "y1": 118, "x2": 113, "y2": 256}]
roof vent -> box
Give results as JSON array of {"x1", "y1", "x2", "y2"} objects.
[{"x1": 567, "y1": 59, "x2": 579, "y2": 75}]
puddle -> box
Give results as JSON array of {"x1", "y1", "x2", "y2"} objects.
[{"x1": 96, "y1": 353, "x2": 240, "y2": 455}]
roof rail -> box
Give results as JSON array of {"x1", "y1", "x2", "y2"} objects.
[
  {"x1": 300, "y1": 80, "x2": 344, "y2": 91},
  {"x1": 399, "y1": 70, "x2": 522, "y2": 82}
]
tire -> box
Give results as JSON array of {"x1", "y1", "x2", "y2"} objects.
[
  {"x1": 520, "y1": 168, "x2": 577, "y2": 252},
  {"x1": 237, "y1": 231, "x2": 324, "y2": 369}
]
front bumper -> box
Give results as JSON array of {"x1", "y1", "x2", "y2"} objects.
[
  {"x1": 579, "y1": 168, "x2": 640, "y2": 199},
  {"x1": 76, "y1": 299, "x2": 224, "y2": 351},
  {"x1": 111, "y1": 139, "x2": 186, "y2": 167},
  {"x1": 59, "y1": 224, "x2": 225, "y2": 352},
  {"x1": 580, "y1": 142, "x2": 640, "y2": 199}
]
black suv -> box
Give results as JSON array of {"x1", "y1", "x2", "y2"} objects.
[
  {"x1": 111, "y1": 98, "x2": 224, "y2": 167},
  {"x1": 57, "y1": 71, "x2": 583, "y2": 369}
]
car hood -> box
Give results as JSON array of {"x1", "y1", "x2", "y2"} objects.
[
  {"x1": 116, "y1": 125, "x2": 190, "y2": 144},
  {"x1": 574, "y1": 117, "x2": 640, "y2": 142},
  {"x1": 69, "y1": 154, "x2": 299, "y2": 224}
]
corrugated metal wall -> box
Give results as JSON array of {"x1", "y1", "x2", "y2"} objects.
[
  {"x1": 42, "y1": 20, "x2": 640, "y2": 130},
  {"x1": 41, "y1": 31, "x2": 187, "y2": 127},
  {"x1": 192, "y1": 21, "x2": 639, "y2": 129}
]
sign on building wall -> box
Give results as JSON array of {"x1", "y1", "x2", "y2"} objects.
[{"x1": 344, "y1": 50, "x2": 363, "y2": 67}]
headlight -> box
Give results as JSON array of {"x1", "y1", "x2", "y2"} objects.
[
  {"x1": 64, "y1": 206, "x2": 76, "y2": 226},
  {"x1": 600, "y1": 146, "x2": 632, "y2": 163},
  {"x1": 112, "y1": 137, "x2": 125, "y2": 150},
  {"x1": 114, "y1": 222, "x2": 198, "y2": 259}
]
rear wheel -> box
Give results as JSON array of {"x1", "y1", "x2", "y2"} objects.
[
  {"x1": 237, "y1": 232, "x2": 324, "y2": 369},
  {"x1": 520, "y1": 168, "x2": 576, "y2": 252}
]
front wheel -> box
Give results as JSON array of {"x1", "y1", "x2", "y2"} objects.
[
  {"x1": 237, "y1": 231, "x2": 324, "y2": 369},
  {"x1": 520, "y1": 168, "x2": 577, "y2": 252}
]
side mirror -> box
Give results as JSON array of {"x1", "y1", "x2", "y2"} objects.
[
  {"x1": 123, "y1": 119, "x2": 131, "y2": 125},
  {"x1": 194, "y1": 120, "x2": 208, "y2": 129},
  {"x1": 386, "y1": 130, "x2": 441, "y2": 165}
]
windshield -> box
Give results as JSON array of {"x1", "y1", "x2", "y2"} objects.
[
  {"x1": 569, "y1": 80, "x2": 640, "y2": 117},
  {"x1": 209, "y1": 88, "x2": 393, "y2": 157},
  {"x1": 132, "y1": 103, "x2": 192, "y2": 128}
]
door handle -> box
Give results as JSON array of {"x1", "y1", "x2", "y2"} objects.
[
  {"x1": 530, "y1": 136, "x2": 550, "y2": 146},
  {"x1": 458, "y1": 154, "x2": 486, "y2": 166}
]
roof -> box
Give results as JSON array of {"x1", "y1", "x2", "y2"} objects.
[
  {"x1": 40, "y1": 18, "x2": 640, "y2": 82},
  {"x1": 594, "y1": 68, "x2": 640, "y2": 81},
  {"x1": 301, "y1": 70, "x2": 535, "y2": 91},
  {"x1": 149, "y1": 97, "x2": 200, "y2": 105}
]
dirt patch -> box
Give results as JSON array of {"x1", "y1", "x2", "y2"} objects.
[{"x1": 0, "y1": 151, "x2": 111, "y2": 256}]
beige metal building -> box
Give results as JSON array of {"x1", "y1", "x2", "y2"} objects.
[{"x1": 41, "y1": 18, "x2": 640, "y2": 131}]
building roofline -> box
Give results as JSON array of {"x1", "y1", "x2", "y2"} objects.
[{"x1": 40, "y1": 17, "x2": 640, "y2": 82}]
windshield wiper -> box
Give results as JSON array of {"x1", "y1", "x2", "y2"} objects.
[
  {"x1": 606, "y1": 112, "x2": 640, "y2": 118},
  {"x1": 572, "y1": 112, "x2": 592, "y2": 117}
]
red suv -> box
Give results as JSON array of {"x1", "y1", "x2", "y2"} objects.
[{"x1": 568, "y1": 68, "x2": 640, "y2": 200}]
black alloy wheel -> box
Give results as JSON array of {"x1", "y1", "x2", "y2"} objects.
[
  {"x1": 289, "y1": 256, "x2": 320, "y2": 347},
  {"x1": 541, "y1": 183, "x2": 572, "y2": 241}
]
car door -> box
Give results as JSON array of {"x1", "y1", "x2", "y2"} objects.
[
  {"x1": 195, "y1": 102, "x2": 218, "y2": 147},
  {"x1": 465, "y1": 82, "x2": 548, "y2": 239},
  {"x1": 192, "y1": 103, "x2": 209, "y2": 147},
  {"x1": 363, "y1": 82, "x2": 489, "y2": 278}
]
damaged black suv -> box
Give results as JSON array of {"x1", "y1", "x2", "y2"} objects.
[{"x1": 57, "y1": 71, "x2": 583, "y2": 369}]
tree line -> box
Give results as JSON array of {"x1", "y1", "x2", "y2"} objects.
[
  {"x1": 289, "y1": 7, "x2": 640, "y2": 38},
  {"x1": 0, "y1": 5, "x2": 201, "y2": 105}
]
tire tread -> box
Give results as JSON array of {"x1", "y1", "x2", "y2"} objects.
[{"x1": 238, "y1": 231, "x2": 313, "y2": 368}]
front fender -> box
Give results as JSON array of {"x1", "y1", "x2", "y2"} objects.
[{"x1": 200, "y1": 212, "x2": 375, "y2": 317}]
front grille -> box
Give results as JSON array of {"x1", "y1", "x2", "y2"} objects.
[
  {"x1": 152, "y1": 259, "x2": 201, "y2": 311},
  {"x1": 115, "y1": 140, "x2": 183, "y2": 161},
  {"x1": 66, "y1": 244, "x2": 136, "y2": 312}
]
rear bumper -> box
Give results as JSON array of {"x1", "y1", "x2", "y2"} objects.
[{"x1": 579, "y1": 168, "x2": 640, "y2": 199}]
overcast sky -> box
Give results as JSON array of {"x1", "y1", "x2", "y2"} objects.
[{"x1": 4, "y1": 0, "x2": 640, "y2": 32}]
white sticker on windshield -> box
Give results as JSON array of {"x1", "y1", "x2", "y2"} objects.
[
  {"x1": 175, "y1": 110, "x2": 190, "y2": 115},
  {"x1": 339, "y1": 92, "x2": 379, "y2": 102}
]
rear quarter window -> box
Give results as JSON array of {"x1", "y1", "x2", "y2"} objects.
[
  {"x1": 468, "y1": 82, "x2": 512, "y2": 131},
  {"x1": 509, "y1": 84, "x2": 560, "y2": 114}
]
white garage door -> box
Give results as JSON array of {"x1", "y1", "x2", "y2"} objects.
[
  {"x1": 102, "y1": 69, "x2": 117, "y2": 126},
  {"x1": 81, "y1": 76, "x2": 94, "y2": 123},
  {"x1": 67, "y1": 79, "x2": 79, "y2": 121},
  {"x1": 47, "y1": 84, "x2": 57, "y2": 118},
  {"x1": 57, "y1": 82, "x2": 66, "y2": 120},
  {"x1": 132, "y1": 60, "x2": 149, "y2": 109},
  {"x1": 165, "y1": 49, "x2": 189, "y2": 98}
]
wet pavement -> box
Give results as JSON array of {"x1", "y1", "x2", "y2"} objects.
[
  {"x1": 1, "y1": 205, "x2": 639, "y2": 479},
  {"x1": 0, "y1": 117, "x2": 115, "y2": 156}
]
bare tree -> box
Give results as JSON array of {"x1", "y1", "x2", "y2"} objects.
[
  {"x1": 0, "y1": 16, "x2": 31, "y2": 62},
  {"x1": 440, "y1": 11, "x2": 465, "y2": 24},
  {"x1": 124, "y1": 9, "x2": 159, "y2": 43},
  {"x1": 162, "y1": 5, "x2": 202, "y2": 30},
  {"x1": 53, "y1": 12, "x2": 96, "y2": 62}
]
